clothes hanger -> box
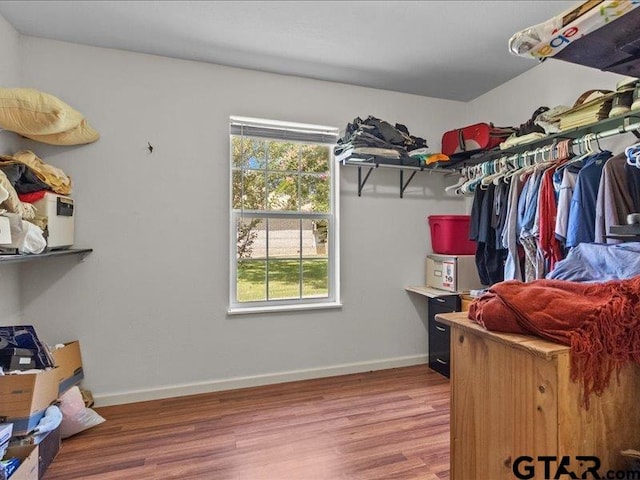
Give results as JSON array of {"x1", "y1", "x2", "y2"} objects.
[
  {"x1": 594, "y1": 134, "x2": 604, "y2": 153},
  {"x1": 463, "y1": 165, "x2": 484, "y2": 195},
  {"x1": 557, "y1": 133, "x2": 594, "y2": 170},
  {"x1": 494, "y1": 156, "x2": 518, "y2": 185},
  {"x1": 501, "y1": 149, "x2": 531, "y2": 183},
  {"x1": 552, "y1": 139, "x2": 571, "y2": 168},
  {"x1": 502, "y1": 152, "x2": 526, "y2": 183},
  {"x1": 625, "y1": 140, "x2": 640, "y2": 167},
  {"x1": 478, "y1": 160, "x2": 495, "y2": 190},
  {"x1": 457, "y1": 164, "x2": 482, "y2": 196},
  {"x1": 445, "y1": 167, "x2": 469, "y2": 193},
  {"x1": 481, "y1": 157, "x2": 509, "y2": 186},
  {"x1": 519, "y1": 147, "x2": 543, "y2": 181},
  {"x1": 532, "y1": 144, "x2": 556, "y2": 172}
]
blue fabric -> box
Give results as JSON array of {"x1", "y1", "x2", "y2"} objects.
[
  {"x1": 547, "y1": 242, "x2": 640, "y2": 282},
  {"x1": 520, "y1": 171, "x2": 543, "y2": 234},
  {"x1": 566, "y1": 152, "x2": 612, "y2": 248},
  {"x1": 553, "y1": 162, "x2": 581, "y2": 202},
  {"x1": 516, "y1": 176, "x2": 529, "y2": 236}
]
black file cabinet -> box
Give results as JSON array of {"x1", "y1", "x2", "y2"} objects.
[{"x1": 428, "y1": 294, "x2": 460, "y2": 378}]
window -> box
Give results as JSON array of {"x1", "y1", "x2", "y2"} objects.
[{"x1": 229, "y1": 117, "x2": 340, "y2": 314}]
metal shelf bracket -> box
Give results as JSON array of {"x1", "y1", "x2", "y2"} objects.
[
  {"x1": 357, "y1": 165, "x2": 375, "y2": 197},
  {"x1": 400, "y1": 170, "x2": 417, "y2": 198}
]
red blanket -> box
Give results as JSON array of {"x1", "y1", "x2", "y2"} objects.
[{"x1": 468, "y1": 276, "x2": 640, "y2": 406}]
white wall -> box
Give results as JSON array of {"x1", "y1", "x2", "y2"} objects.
[
  {"x1": 16, "y1": 37, "x2": 468, "y2": 405},
  {"x1": 0, "y1": 15, "x2": 23, "y2": 323}
]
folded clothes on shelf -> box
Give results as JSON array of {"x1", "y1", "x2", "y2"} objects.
[{"x1": 335, "y1": 115, "x2": 428, "y2": 166}]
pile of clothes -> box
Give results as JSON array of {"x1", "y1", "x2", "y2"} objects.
[
  {"x1": 0, "y1": 150, "x2": 72, "y2": 254},
  {"x1": 499, "y1": 105, "x2": 570, "y2": 150},
  {"x1": 334, "y1": 116, "x2": 429, "y2": 167}
]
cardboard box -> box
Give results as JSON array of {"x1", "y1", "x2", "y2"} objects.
[
  {"x1": 3, "y1": 444, "x2": 38, "y2": 480},
  {"x1": 37, "y1": 426, "x2": 60, "y2": 480},
  {"x1": 11, "y1": 426, "x2": 61, "y2": 480},
  {"x1": 52, "y1": 341, "x2": 84, "y2": 396},
  {"x1": 0, "y1": 369, "x2": 59, "y2": 436}
]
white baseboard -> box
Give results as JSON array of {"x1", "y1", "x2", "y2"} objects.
[{"x1": 94, "y1": 354, "x2": 428, "y2": 407}]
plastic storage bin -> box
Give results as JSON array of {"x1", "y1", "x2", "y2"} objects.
[{"x1": 427, "y1": 215, "x2": 476, "y2": 255}]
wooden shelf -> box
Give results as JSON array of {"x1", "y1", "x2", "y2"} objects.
[{"x1": 0, "y1": 248, "x2": 93, "y2": 264}]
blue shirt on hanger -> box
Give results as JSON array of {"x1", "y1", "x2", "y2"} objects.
[{"x1": 566, "y1": 151, "x2": 612, "y2": 248}]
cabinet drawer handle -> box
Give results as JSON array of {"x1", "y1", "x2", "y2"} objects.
[
  {"x1": 436, "y1": 358, "x2": 448, "y2": 365},
  {"x1": 434, "y1": 298, "x2": 446, "y2": 303},
  {"x1": 435, "y1": 325, "x2": 446, "y2": 332}
]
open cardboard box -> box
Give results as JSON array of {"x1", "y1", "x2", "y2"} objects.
[
  {"x1": 0, "y1": 368, "x2": 58, "y2": 436},
  {"x1": 3, "y1": 444, "x2": 38, "y2": 480},
  {"x1": 0, "y1": 340, "x2": 84, "y2": 436},
  {"x1": 52, "y1": 340, "x2": 84, "y2": 396}
]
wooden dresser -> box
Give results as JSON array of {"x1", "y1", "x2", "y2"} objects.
[{"x1": 436, "y1": 312, "x2": 640, "y2": 480}]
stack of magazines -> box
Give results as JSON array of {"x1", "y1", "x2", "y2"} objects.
[{"x1": 551, "y1": 90, "x2": 614, "y2": 131}]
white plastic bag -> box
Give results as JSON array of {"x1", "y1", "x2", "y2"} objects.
[
  {"x1": 3, "y1": 213, "x2": 46, "y2": 254},
  {"x1": 58, "y1": 386, "x2": 105, "y2": 438}
]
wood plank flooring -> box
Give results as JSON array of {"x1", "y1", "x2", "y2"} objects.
[{"x1": 43, "y1": 365, "x2": 450, "y2": 480}]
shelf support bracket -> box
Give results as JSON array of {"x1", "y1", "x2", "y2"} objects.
[
  {"x1": 400, "y1": 170, "x2": 417, "y2": 198},
  {"x1": 622, "y1": 116, "x2": 640, "y2": 139},
  {"x1": 357, "y1": 166, "x2": 375, "y2": 197}
]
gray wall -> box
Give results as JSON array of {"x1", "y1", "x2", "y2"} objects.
[
  {"x1": 9, "y1": 17, "x2": 630, "y2": 407},
  {"x1": 15, "y1": 36, "x2": 468, "y2": 405},
  {"x1": 0, "y1": 14, "x2": 23, "y2": 323}
]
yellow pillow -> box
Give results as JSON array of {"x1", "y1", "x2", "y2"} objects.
[
  {"x1": 23, "y1": 119, "x2": 100, "y2": 146},
  {"x1": 0, "y1": 87, "x2": 84, "y2": 135}
]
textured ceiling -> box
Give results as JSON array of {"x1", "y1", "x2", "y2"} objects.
[{"x1": 0, "y1": 0, "x2": 577, "y2": 101}]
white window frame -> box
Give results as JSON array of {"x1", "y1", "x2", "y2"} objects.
[{"x1": 228, "y1": 116, "x2": 341, "y2": 314}]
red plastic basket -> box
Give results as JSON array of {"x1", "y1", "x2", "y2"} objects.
[{"x1": 427, "y1": 215, "x2": 476, "y2": 255}]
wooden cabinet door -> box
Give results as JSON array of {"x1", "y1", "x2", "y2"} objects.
[{"x1": 450, "y1": 326, "x2": 558, "y2": 480}]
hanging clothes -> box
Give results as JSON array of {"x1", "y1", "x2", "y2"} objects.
[
  {"x1": 625, "y1": 162, "x2": 640, "y2": 213},
  {"x1": 594, "y1": 153, "x2": 635, "y2": 244},
  {"x1": 554, "y1": 167, "x2": 579, "y2": 245},
  {"x1": 463, "y1": 136, "x2": 640, "y2": 285},
  {"x1": 566, "y1": 151, "x2": 612, "y2": 248},
  {"x1": 518, "y1": 170, "x2": 544, "y2": 282},
  {"x1": 538, "y1": 165, "x2": 564, "y2": 273},
  {"x1": 502, "y1": 174, "x2": 524, "y2": 281},
  {"x1": 470, "y1": 184, "x2": 507, "y2": 286},
  {"x1": 493, "y1": 181, "x2": 510, "y2": 244}
]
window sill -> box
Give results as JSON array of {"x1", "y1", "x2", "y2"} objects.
[{"x1": 227, "y1": 301, "x2": 343, "y2": 316}]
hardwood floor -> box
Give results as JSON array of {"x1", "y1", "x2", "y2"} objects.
[{"x1": 44, "y1": 365, "x2": 450, "y2": 480}]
